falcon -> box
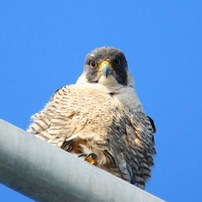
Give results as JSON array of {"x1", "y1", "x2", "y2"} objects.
[{"x1": 28, "y1": 47, "x2": 156, "y2": 189}]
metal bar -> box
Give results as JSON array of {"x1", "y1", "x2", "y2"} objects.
[{"x1": 0, "y1": 119, "x2": 165, "y2": 202}]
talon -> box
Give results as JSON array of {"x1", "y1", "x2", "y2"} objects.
[
  {"x1": 85, "y1": 153, "x2": 97, "y2": 165},
  {"x1": 78, "y1": 153, "x2": 87, "y2": 158}
]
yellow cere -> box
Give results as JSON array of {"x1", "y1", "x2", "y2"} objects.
[{"x1": 98, "y1": 61, "x2": 112, "y2": 72}]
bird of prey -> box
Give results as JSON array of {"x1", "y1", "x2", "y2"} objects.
[{"x1": 28, "y1": 47, "x2": 156, "y2": 189}]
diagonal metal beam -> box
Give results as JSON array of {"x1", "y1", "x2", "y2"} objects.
[{"x1": 0, "y1": 119, "x2": 165, "y2": 202}]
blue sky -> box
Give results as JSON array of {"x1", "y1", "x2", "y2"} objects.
[{"x1": 0, "y1": 1, "x2": 202, "y2": 201}]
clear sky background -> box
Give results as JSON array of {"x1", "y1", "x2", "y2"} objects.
[{"x1": 0, "y1": 1, "x2": 201, "y2": 202}]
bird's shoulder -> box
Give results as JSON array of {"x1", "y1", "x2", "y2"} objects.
[{"x1": 50, "y1": 83, "x2": 138, "y2": 105}]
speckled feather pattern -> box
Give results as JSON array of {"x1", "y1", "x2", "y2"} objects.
[
  {"x1": 28, "y1": 83, "x2": 155, "y2": 188},
  {"x1": 28, "y1": 47, "x2": 156, "y2": 189}
]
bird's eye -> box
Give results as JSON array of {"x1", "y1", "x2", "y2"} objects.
[
  {"x1": 113, "y1": 58, "x2": 121, "y2": 66},
  {"x1": 90, "y1": 60, "x2": 97, "y2": 68}
]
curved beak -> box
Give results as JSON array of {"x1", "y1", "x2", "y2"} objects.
[{"x1": 99, "y1": 61, "x2": 113, "y2": 78}]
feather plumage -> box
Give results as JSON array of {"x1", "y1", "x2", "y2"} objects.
[{"x1": 28, "y1": 47, "x2": 156, "y2": 189}]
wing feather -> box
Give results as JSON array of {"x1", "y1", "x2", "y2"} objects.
[
  {"x1": 28, "y1": 85, "x2": 75, "y2": 147},
  {"x1": 107, "y1": 102, "x2": 156, "y2": 188}
]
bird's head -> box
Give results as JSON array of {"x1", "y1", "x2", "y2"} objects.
[{"x1": 77, "y1": 47, "x2": 134, "y2": 87}]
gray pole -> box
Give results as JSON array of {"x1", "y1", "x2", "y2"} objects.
[{"x1": 0, "y1": 119, "x2": 165, "y2": 202}]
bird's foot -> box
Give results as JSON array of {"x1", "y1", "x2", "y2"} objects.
[{"x1": 78, "y1": 153, "x2": 97, "y2": 165}]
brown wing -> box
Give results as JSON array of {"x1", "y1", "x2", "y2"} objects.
[{"x1": 27, "y1": 85, "x2": 80, "y2": 147}]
